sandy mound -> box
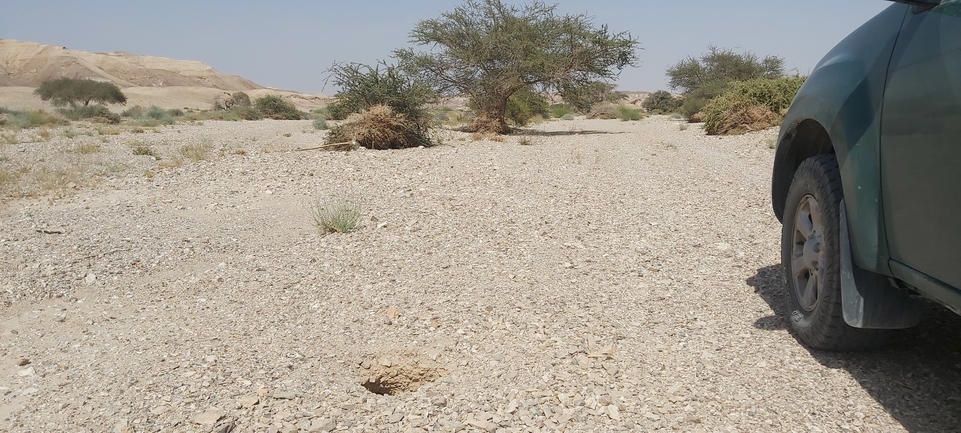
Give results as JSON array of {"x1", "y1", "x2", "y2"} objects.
[{"x1": 0, "y1": 39, "x2": 261, "y2": 90}]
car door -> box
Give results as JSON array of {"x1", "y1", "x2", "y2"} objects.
[{"x1": 880, "y1": 1, "x2": 961, "y2": 290}]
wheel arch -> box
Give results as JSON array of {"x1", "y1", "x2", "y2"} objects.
[{"x1": 772, "y1": 119, "x2": 835, "y2": 222}]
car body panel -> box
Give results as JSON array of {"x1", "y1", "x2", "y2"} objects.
[
  {"x1": 773, "y1": 4, "x2": 908, "y2": 274},
  {"x1": 880, "y1": 2, "x2": 961, "y2": 290}
]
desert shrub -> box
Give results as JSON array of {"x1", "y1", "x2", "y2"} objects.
[
  {"x1": 325, "y1": 104, "x2": 430, "y2": 150},
  {"x1": 617, "y1": 106, "x2": 643, "y2": 121},
  {"x1": 549, "y1": 104, "x2": 573, "y2": 118},
  {"x1": 701, "y1": 76, "x2": 805, "y2": 135},
  {"x1": 1, "y1": 109, "x2": 66, "y2": 128},
  {"x1": 232, "y1": 91, "x2": 252, "y2": 107},
  {"x1": 121, "y1": 105, "x2": 146, "y2": 118},
  {"x1": 311, "y1": 198, "x2": 361, "y2": 234},
  {"x1": 327, "y1": 62, "x2": 433, "y2": 128},
  {"x1": 254, "y1": 95, "x2": 303, "y2": 120},
  {"x1": 501, "y1": 89, "x2": 550, "y2": 126},
  {"x1": 642, "y1": 90, "x2": 681, "y2": 113},
  {"x1": 587, "y1": 103, "x2": 619, "y2": 119},
  {"x1": 166, "y1": 108, "x2": 185, "y2": 117},
  {"x1": 560, "y1": 113, "x2": 574, "y2": 120},
  {"x1": 230, "y1": 105, "x2": 262, "y2": 120},
  {"x1": 179, "y1": 142, "x2": 213, "y2": 160},
  {"x1": 325, "y1": 103, "x2": 350, "y2": 121},
  {"x1": 57, "y1": 105, "x2": 120, "y2": 123},
  {"x1": 313, "y1": 117, "x2": 328, "y2": 130},
  {"x1": 145, "y1": 106, "x2": 174, "y2": 125}
]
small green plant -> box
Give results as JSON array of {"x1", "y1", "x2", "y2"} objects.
[
  {"x1": 313, "y1": 117, "x2": 328, "y2": 130},
  {"x1": 311, "y1": 198, "x2": 361, "y2": 234},
  {"x1": 131, "y1": 143, "x2": 160, "y2": 159},
  {"x1": 617, "y1": 106, "x2": 642, "y2": 121},
  {"x1": 283, "y1": 132, "x2": 292, "y2": 137},
  {"x1": 518, "y1": 137, "x2": 535, "y2": 146},
  {"x1": 560, "y1": 113, "x2": 574, "y2": 121},
  {"x1": 679, "y1": 123, "x2": 689, "y2": 131}
]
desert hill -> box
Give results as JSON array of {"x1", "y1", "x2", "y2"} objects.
[
  {"x1": 0, "y1": 39, "x2": 260, "y2": 90},
  {"x1": 0, "y1": 39, "x2": 332, "y2": 111}
]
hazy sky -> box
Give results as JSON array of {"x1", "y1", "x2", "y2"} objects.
[{"x1": 1, "y1": 1, "x2": 891, "y2": 94}]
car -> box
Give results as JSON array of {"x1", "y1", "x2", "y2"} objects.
[{"x1": 771, "y1": 0, "x2": 961, "y2": 350}]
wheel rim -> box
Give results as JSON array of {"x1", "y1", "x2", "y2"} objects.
[{"x1": 791, "y1": 195, "x2": 825, "y2": 312}]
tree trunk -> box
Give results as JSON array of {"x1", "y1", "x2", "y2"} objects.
[{"x1": 469, "y1": 94, "x2": 510, "y2": 135}]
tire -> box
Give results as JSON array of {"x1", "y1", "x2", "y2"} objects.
[{"x1": 781, "y1": 154, "x2": 888, "y2": 351}]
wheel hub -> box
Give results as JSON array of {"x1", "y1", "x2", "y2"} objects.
[{"x1": 791, "y1": 195, "x2": 825, "y2": 312}]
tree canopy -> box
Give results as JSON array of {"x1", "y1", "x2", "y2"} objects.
[
  {"x1": 33, "y1": 78, "x2": 127, "y2": 107},
  {"x1": 395, "y1": 0, "x2": 639, "y2": 134},
  {"x1": 666, "y1": 46, "x2": 785, "y2": 95}
]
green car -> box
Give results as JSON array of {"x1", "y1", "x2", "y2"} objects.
[{"x1": 772, "y1": 0, "x2": 961, "y2": 350}]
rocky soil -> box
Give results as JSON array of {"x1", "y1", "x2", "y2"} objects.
[{"x1": 1, "y1": 117, "x2": 960, "y2": 432}]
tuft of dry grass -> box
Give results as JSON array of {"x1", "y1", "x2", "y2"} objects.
[
  {"x1": 311, "y1": 198, "x2": 362, "y2": 234},
  {"x1": 73, "y1": 143, "x2": 103, "y2": 154},
  {"x1": 179, "y1": 142, "x2": 213, "y2": 161}
]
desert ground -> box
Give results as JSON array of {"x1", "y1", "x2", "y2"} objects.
[{"x1": 1, "y1": 117, "x2": 960, "y2": 432}]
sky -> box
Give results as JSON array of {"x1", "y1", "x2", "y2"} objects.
[{"x1": 0, "y1": 1, "x2": 891, "y2": 94}]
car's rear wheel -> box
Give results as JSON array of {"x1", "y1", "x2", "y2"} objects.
[{"x1": 781, "y1": 154, "x2": 888, "y2": 351}]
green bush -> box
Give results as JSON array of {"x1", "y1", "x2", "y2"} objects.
[
  {"x1": 166, "y1": 108, "x2": 185, "y2": 117},
  {"x1": 232, "y1": 92, "x2": 251, "y2": 107},
  {"x1": 121, "y1": 105, "x2": 145, "y2": 118},
  {"x1": 642, "y1": 90, "x2": 681, "y2": 113},
  {"x1": 0, "y1": 109, "x2": 66, "y2": 128},
  {"x1": 325, "y1": 103, "x2": 350, "y2": 121},
  {"x1": 549, "y1": 104, "x2": 573, "y2": 118},
  {"x1": 503, "y1": 89, "x2": 550, "y2": 126},
  {"x1": 230, "y1": 105, "x2": 262, "y2": 121},
  {"x1": 313, "y1": 116, "x2": 328, "y2": 130},
  {"x1": 617, "y1": 105, "x2": 642, "y2": 121},
  {"x1": 253, "y1": 95, "x2": 303, "y2": 120},
  {"x1": 146, "y1": 106, "x2": 174, "y2": 124},
  {"x1": 57, "y1": 105, "x2": 120, "y2": 123},
  {"x1": 701, "y1": 76, "x2": 805, "y2": 135},
  {"x1": 327, "y1": 62, "x2": 433, "y2": 127}
]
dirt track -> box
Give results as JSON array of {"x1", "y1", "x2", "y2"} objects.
[{"x1": 1, "y1": 117, "x2": 960, "y2": 432}]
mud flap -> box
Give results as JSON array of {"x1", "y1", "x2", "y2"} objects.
[{"x1": 840, "y1": 200, "x2": 923, "y2": 329}]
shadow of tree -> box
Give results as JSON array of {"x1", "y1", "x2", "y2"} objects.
[
  {"x1": 509, "y1": 128, "x2": 618, "y2": 137},
  {"x1": 748, "y1": 264, "x2": 961, "y2": 432}
]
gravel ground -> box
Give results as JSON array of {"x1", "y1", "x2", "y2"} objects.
[{"x1": 1, "y1": 116, "x2": 960, "y2": 432}]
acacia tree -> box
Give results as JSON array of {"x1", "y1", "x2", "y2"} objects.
[
  {"x1": 666, "y1": 46, "x2": 784, "y2": 95},
  {"x1": 395, "y1": 0, "x2": 639, "y2": 134},
  {"x1": 34, "y1": 78, "x2": 127, "y2": 107}
]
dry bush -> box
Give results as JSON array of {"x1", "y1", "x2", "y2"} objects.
[
  {"x1": 706, "y1": 105, "x2": 779, "y2": 135},
  {"x1": 325, "y1": 105, "x2": 430, "y2": 150},
  {"x1": 701, "y1": 76, "x2": 804, "y2": 135}
]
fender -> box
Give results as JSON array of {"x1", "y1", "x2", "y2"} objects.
[{"x1": 772, "y1": 4, "x2": 908, "y2": 275}]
